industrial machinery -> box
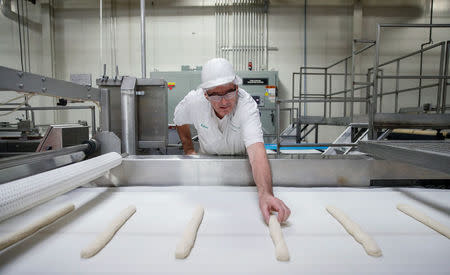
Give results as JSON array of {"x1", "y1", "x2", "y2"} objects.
[{"x1": 0, "y1": 0, "x2": 449, "y2": 272}]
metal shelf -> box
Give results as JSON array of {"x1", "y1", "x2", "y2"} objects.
[{"x1": 358, "y1": 140, "x2": 450, "y2": 174}]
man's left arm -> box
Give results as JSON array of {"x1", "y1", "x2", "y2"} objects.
[{"x1": 247, "y1": 142, "x2": 291, "y2": 224}]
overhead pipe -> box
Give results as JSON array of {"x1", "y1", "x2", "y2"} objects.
[
  {"x1": 265, "y1": 0, "x2": 268, "y2": 70},
  {"x1": 233, "y1": 0, "x2": 236, "y2": 66},
  {"x1": 303, "y1": 0, "x2": 307, "y2": 116},
  {"x1": 418, "y1": 0, "x2": 434, "y2": 107},
  {"x1": 140, "y1": 0, "x2": 146, "y2": 78}
]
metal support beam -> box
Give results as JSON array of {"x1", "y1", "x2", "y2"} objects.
[
  {"x1": 140, "y1": 0, "x2": 146, "y2": 78},
  {"x1": 120, "y1": 77, "x2": 137, "y2": 154},
  {"x1": 0, "y1": 66, "x2": 100, "y2": 101},
  {"x1": 100, "y1": 88, "x2": 110, "y2": 131}
]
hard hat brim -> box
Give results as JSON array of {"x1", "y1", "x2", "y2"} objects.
[{"x1": 199, "y1": 75, "x2": 243, "y2": 90}]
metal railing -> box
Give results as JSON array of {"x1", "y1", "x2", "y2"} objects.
[{"x1": 275, "y1": 23, "x2": 450, "y2": 154}]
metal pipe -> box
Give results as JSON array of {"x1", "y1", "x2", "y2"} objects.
[
  {"x1": 379, "y1": 23, "x2": 450, "y2": 28},
  {"x1": 395, "y1": 60, "x2": 399, "y2": 112},
  {"x1": 278, "y1": 143, "x2": 358, "y2": 148},
  {"x1": 215, "y1": 1, "x2": 218, "y2": 57},
  {"x1": 140, "y1": 0, "x2": 146, "y2": 78},
  {"x1": 218, "y1": 0, "x2": 221, "y2": 58},
  {"x1": 291, "y1": 72, "x2": 295, "y2": 123},
  {"x1": 436, "y1": 44, "x2": 445, "y2": 113},
  {"x1": 330, "y1": 85, "x2": 371, "y2": 96},
  {"x1": 259, "y1": 0, "x2": 263, "y2": 70},
  {"x1": 328, "y1": 74, "x2": 332, "y2": 117},
  {"x1": 369, "y1": 24, "x2": 381, "y2": 140},
  {"x1": 245, "y1": 0, "x2": 248, "y2": 68},
  {"x1": 99, "y1": 0, "x2": 103, "y2": 75},
  {"x1": 420, "y1": 0, "x2": 436, "y2": 102},
  {"x1": 227, "y1": 0, "x2": 230, "y2": 60},
  {"x1": 237, "y1": 0, "x2": 241, "y2": 70},
  {"x1": 326, "y1": 43, "x2": 374, "y2": 70},
  {"x1": 90, "y1": 106, "x2": 96, "y2": 136},
  {"x1": 0, "y1": 143, "x2": 90, "y2": 170},
  {"x1": 278, "y1": 98, "x2": 366, "y2": 103},
  {"x1": 351, "y1": 39, "x2": 355, "y2": 120},
  {"x1": 443, "y1": 41, "x2": 449, "y2": 114},
  {"x1": 0, "y1": 106, "x2": 96, "y2": 111},
  {"x1": 298, "y1": 67, "x2": 302, "y2": 137},
  {"x1": 299, "y1": 72, "x2": 367, "y2": 76},
  {"x1": 25, "y1": 0, "x2": 30, "y2": 72},
  {"x1": 344, "y1": 59, "x2": 348, "y2": 116},
  {"x1": 303, "y1": 0, "x2": 307, "y2": 109},
  {"x1": 381, "y1": 83, "x2": 438, "y2": 97},
  {"x1": 379, "y1": 70, "x2": 383, "y2": 113},
  {"x1": 265, "y1": 0, "x2": 268, "y2": 70},
  {"x1": 222, "y1": 0, "x2": 224, "y2": 58},
  {"x1": 251, "y1": 0, "x2": 254, "y2": 69},
  {"x1": 375, "y1": 41, "x2": 445, "y2": 69},
  {"x1": 276, "y1": 99, "x2": 280, "y2": 155},
  {"x1": 323, "y1": 68, "x2": 327, "y2": 117},
  {"x1": 378, "y1": 75, "x2": 448, "y2": 79}
]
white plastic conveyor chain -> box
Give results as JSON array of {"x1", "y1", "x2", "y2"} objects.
[{"x1": 0, "y1": 152, "x2": 122, "y2": 222}]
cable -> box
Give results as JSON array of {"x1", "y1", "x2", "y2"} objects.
[
  {"x1": 0, "y1": 93, "x2": 35, "y2": 117},
  {"x1": 16, "y1": 0, "x2": 24, "y2": 72},
  {"x1": 25, "y1": 0, "x2": 31, "y2": 72},
  {"x1": 0, "y1": 94, "x2": 27, "y2": 106}
]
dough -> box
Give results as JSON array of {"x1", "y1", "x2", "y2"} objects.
[
  {"x1": 397, "y1": 204, "x2": 450, "y2": 238},
  {"x1": 81, "y1": 205, "x2": 136, "y2": 258},
  {"x1": 268, "y1": 215, "x2": 290, "y2": 261},
  {"x1": 175, "y1": 206, "x2": 204, "y2": 259},
  {"x1": 326, "y1": 206, "x2": 382, "y2": 257},
  {"x1": 0, "y1": 204, "x2": 74, "y2": 251}
]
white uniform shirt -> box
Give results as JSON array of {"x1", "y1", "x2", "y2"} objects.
[{"x1": 173, "y1": 88, "x2": 264, "y2": 155}]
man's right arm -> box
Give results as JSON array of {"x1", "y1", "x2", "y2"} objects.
[{"x1": 176, "y1": 125, "x2": 196, "y2": 155}]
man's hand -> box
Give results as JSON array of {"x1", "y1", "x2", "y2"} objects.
[
  {"x1": 258, "y1": 192, "x2": 291, "y2": 224},
  {"x1": 185, "y1": 149, "x2": 197, "y2": 155}
]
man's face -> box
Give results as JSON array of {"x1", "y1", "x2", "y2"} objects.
[{"x1": 204, "y1": 82, "x2": 238, "y2": 119}]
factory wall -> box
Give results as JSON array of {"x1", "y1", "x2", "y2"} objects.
[
  {"x1": 0, "y1": 1, "x2": 55, "y2": 131},
  {"x1": 1, "y1": 0, "x2": 449, "y2": 142}
]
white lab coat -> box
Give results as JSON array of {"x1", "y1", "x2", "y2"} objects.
[{"x1": 173, "y1": 88, "x2": 263, "y2": 155}]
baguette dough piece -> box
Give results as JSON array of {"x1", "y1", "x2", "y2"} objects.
[
  {"x1": 397, "y1": 204, "x2": 450, "y2": 238},
  {"x1": 175, "y1": 206, "x2": 204, "y2": 259},
  {"x1": 81, "y1": 205, "x2": 136, "y2": 258},
  {"x1": 0, "y1": 204, "x2": 75, "y2": 251},
  {"x1": 326, "y1": 206, "x2": 382, "y2": 257},
  {"x1": 268, "y1": 215, "x2": 290, "y2": 261}
]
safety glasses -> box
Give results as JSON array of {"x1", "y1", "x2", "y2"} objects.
[{"x1": 206, "y1": 87, "x2": 237, "y2": 102}]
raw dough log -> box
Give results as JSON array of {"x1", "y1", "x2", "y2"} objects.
[
  {"x1": 397, "y1": 204, "x2": 450, "y2": 238},
  {"x1": 0, "y1": 204, "x2": 75, "y2": 251},
  {"x1": 175, "y1": 206, "x2": 204, "y2": 259},
  {"x1": 81, "y1": 205, "x2": 136, "y2": 258},
  {"x1": 268, "y1": 215, "x2": 290, "y2": 261},
  {"x1": 326, "y1": 206, "x2": 382, "y2": 257}
]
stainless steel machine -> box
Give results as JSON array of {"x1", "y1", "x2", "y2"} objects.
[{"x1": 0, "y1": 0, "x2": 449, "y2": 272}]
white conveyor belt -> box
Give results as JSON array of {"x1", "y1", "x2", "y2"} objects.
[{"x1": 0, "y1": 186, "x2": 449, "y2": 274}]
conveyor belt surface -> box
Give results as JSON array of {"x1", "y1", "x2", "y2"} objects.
[{"x1": 0, "y1": 186, "x2": 449, "y2": 274}]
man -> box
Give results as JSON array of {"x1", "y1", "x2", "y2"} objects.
[{"x1": 173, "y1": 58, "x2": 290, "y2": 224}]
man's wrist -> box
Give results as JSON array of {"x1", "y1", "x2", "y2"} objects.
[{"x1": 258, "y1": 190, "x2": 273, "y2": 198}]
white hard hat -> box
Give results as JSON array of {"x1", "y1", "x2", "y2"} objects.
[{"x1": 199, "y1": 58, "x2": 242, "y2": 90}]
